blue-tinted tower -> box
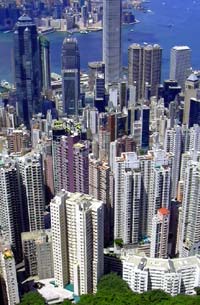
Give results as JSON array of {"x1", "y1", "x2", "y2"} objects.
[{"x1": 14, "y1": 15, "x2": 41, "y2": 126}]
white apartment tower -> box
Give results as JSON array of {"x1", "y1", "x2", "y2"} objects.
[
  {"x1": 170, "y1": 46, "x2": 191, "y2": 89},
  {"x1": 164, "y1": 125, "x2": 182, "y2": 198},
  {"x1": 0, "y1": 244, "x2": 20, "y2": 305},
  {"x1": 51, "y1": 191, "x2": 104, "y2": 295},
  {"x1": 18, "y1": 153, "x2": 45, "y2": 231},
  {"x1": 150, "y1": 208, "x2": 170, "y2": 258},
  {"x1": 138, "y1": 149, "x2": 172, "y2": 238},
  {"x1": 179, "y1": 161, "x2": 200, "y2": 257},
  {"x1": 114, "y1": 152, "x2": 140, "y2": 243},
  {"x1": 51, "y1": 191, "x2": 69, "y2": 288},
  {"x1": 147, "y1": 164, "x2": 171, "y2": 236}
]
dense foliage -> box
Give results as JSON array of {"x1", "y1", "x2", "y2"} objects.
[
  {"x1": 79, "y1": 273, "x2": 200, "y2": 305},
  {"x1": 19, "y1": 274, "x2": 200, "y2": 305},
  {"x1": 19, "y1": 291, "x2": 72, "y2": 305},
  {"x1": 19, "y1": 292, "x2": 46, "y2": 305}
]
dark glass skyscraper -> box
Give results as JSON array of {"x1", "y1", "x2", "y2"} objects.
[
  {"x1": 61, "y1": 38, "x2": 80, "y2": 115},
  {"x1": 14, "y1": 15, "x2": 41, "y2": 126}
]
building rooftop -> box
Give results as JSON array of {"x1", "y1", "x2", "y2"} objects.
[
  {"x1": 187, "y1": 73, "x2": 199, "y2": 82},
  {"x1": 172, "y1": 46, "x2": 191, "y2": 51},
  {"x1": 21, "y1": 230, "x2": 51, "y2": 242},
  {"x1": 123, "y1": 254, "x2": 200, "y2": 272},
  {"x1": 37, "y1": 278, "x2": 74, "y2": 304},
  {"x1": 158, "y1": 208, "x2": 170, "y2": 216}
]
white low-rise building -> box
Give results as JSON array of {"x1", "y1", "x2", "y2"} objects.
[{"x1": 123, "y1": 254, "x2": 200, "y2": 296}]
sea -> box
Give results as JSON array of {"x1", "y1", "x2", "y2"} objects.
[{"x1": 0, "y1": 0, "x2": 200, "y2": 83}]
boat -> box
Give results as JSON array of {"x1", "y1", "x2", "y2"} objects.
[
  {"x1": 3, "y1": 30, "x2": 12, "y2": 34},
  {"x1": 39, "y1": 27, "x2": 55, "y2": 35},
  {"x1": 80, "y1": 30, "x2": 88, "y2": 34}
]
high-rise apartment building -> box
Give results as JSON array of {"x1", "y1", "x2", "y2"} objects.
[
  {"x1": 150, "y1": 208, "x2": 170, "y2": 258},
  {"x1": 0, "y1": 242, "x2": 20, "y2": 305},
  {"x1": 62, "y1": 38, "x2": 80, "y2": 115},
  {"x1": 164, "y1": 125, "x2": 182, "y2": 198},
  {"x1": 139, "y1": 150, "x2": 172, "y2": 237},
  {"x1": 52, "y1": 127, "x2": 89, "y2": 194},
  {"x1": 50, "y1": 191, "x2": 68, "y2": 288},
  {"x1": 113, "y1": 150, "x2": 172, "y2": 243},
  {"x1": 0, "y1": 158, "x2": 22, "y2": 262},
  {"x1": 169, "y1": 46, "x2": 191, "y2": 89},
  {"x1": 73, "y1": 142, "x2": 89, "y2": 194},
  {"x1": 128, "y1": 44, "x2": 162, "y2": 100},
  {"x1": 179, "y1": 161, "x2": 200, "y2": 257},
  {"x1": 7, "y1": 128, "x2": 30, "y2": 154},
  {"x1": 21, "y1": 230, "x2": 53, "y2": 279},
  {"x1": 18, "y1": 153, "x2": 45, "y2": 232},
  {"x1": 89, "y1": 154, "x2": 113, "y2": 244},
  {"x1": 114, "y1": 152, "x2": 140, "y2": 243},
  {"x1": 14, "y1": 15, "x2": 41, "y2": 125},
  {"x1": 147, "y1": 162, "x2": 171, "y2": 236},
  {"x1": 51, "y1": 191, "x2": 104, "y2": 295},
  {"x1": 103, "y1": 0, "x2": 121, "y2": 84}
]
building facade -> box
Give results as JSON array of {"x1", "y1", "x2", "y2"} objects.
[
  {"x1": 14, "y1": 15, "x2": 41, "y2": 125},
  {"x1": 62, "y1": 38, "x2": 80, "y2": 115},
  {"x1": 169, "y1": 46, "x2": 191, "y2": 89},
  {"x1": 103, "y1": 0, "x2": 121, "y2": 84},
  {"x1": 51, "y1": 191, "x2": 104, "y2": 295}
]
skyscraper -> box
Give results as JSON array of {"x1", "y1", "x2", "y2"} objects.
[
  {"x1": 179, "y1": 160, "x2": 200, "y2": 257},
  {"x1": 183, "y1": 74, "x2": 200, "y2": 124},
  {"x1": 141, "y1": 106, "x2": 150, "y2": 150},
  {"x1": 0, "y1": 159, "x2": 22, "y2": 262},
  {"x1": 18, "y1": 153, "x2": 45, "y2": 232},
  {"x1": 21, "y1": 230, "x2": 53, "y2": 279},
  {"x1": 39, "y1": 35, "x2": 51, "y2": 93},
  {"x1": 128, "y1": 44, "x2": 162, "y2": 100},
  {"x1": 114, "y1": 152, "x2": 140, "y2": 243},
  {"x1": 103, "y1": 0, "x2": 121, "y2": 84},
  {"x1": 0, "y1": 243, "x2": 20, "y2": 305},
  {"x1": 14, "y1": 15, "x2": 41, "y2": 125},
  {"x1": 89, "y1": 154, "x2": 113, "y2": 244},
  {"x1": 150, "y1": 208, "x2": 170, "y2": 258},
  {"x1": 169, "y1": 46, "x2": 191, "y2": 89},
  {"x1": 164, "y1": 125, "x2": 182, "y2": 199},
  {"x1": 62, "y1": 38, "x2": 80, "y2": 115},
  {"x1": 51, "y1": 191, "x2": 104, "y2": 295}
]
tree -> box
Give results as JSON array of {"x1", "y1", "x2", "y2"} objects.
[
  {"x1": 19, "y1": 292, "x2": 45, "y2": 305},
  {"x1": 114, "y1": 239, "x2": 123, "y2": 248},
  {"x1": 194, "y1": 287, "x2": 200, "y2": 295}
]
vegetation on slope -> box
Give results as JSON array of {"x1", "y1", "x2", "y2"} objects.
[{"x1": 19, "y1": 274, "x2": 200, "y2": 305}]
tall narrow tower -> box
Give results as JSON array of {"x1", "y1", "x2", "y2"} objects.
[
  {"x1": 170, "y1": 46, "x2": 191, "y2": 89},
  {"x1": 18, "y1": 153, "x2": 45, "y2": 232},
  {"x1": 128, "y1": 44, "x2": 162, "y2": 100},
  {"x1": 62, "y1": 38, "x2": 80, "y2": 115},
  {"x1": 39, "y1": 35, "x2": 51, "y2": 93},
  {"x1": 14, "y1": 15, "x2": 41, "y2": 125},
  {"x1": 103, "y1": 0, "x2": 121, "y2": 85}
]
